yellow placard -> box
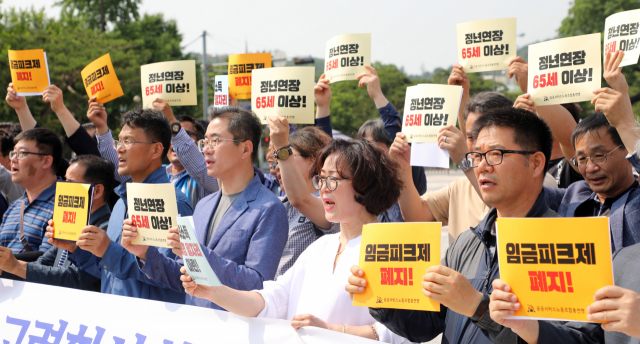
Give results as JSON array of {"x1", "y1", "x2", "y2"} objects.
[
  {"x1": 8, "y1": 49, "x2": 50, "y2": 96},
  {"x1": 52, "y1": 181, "x2": 93, "y2": 242},
  {"x1": 251, "y1": 66, "x2": 315, "y2": 124},
  {"x1": 497, "y1": 217, "x2": 613, "y2": 322},
  {"x1": 80, "y1": 53, "x2": 124, "y2": 104},
  {"x1": 126, "y1": 183, "x2": 179, "y2": 248},
  {"x1": 353, "y1": 222, "x2": 441, "y2": 312},
  {"x1": 527, "y1": 33, "x2": 601, "y2": 106},
  {"x1": 140, "y1": 60, "x2": 197, "y2": 108},
  {"x1": 402, "y1": 84, "x2": 462, "y2": 143},
  {"x1": 227, "y1": 53, "x2": 272, "y2": 99},
  {"x1": 456, "y1": 18, "x2": 517, "y2": 73},
  {"x1": 604, "y1": 9, "x2": 640, "y2": 67},
  {"x1": 324, "y1": 34, "x2": 371, "y2": 83}
]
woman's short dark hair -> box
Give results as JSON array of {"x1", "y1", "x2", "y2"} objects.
[
  {"x1": 315, "y1": 138, "x2": 403, "y2": 215},
  {"x1": 470, "y1": 107, "x2": 553, "y2": 171},
  {"x1": 289, "y1": 127, "x2": 332, "y2": 177},
  {"x1": 69, "y1": 155, "x2": 116, "y2": 202},
  {"x1": 120, "y1": 109, "x2": 171, "y2": 160},
  {"x1": 357, "y1": 118, "x2": 393, "y2": 147},
  {"x1": 210, "y1": 106, "x2": 262, "y2": 160}
]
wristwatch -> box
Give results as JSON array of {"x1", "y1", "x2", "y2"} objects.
[
  {"x1": 470, "y1": 293, "x2": 491, "y2": 322},
  {"x1": 274, "y1": 145, "x2": 294, "y2": 160},
  {"x1": 460, "y1": 157, "x2": 473, "y2": 172},
  {"x1": 171, "y1": 122, "x2": 182, "y2": 135}
]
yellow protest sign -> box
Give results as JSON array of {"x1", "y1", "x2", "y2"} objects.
[
  {"x1": 456, "y1": 18, "x2": 517, "y2": 73},
  {"x1": 497, "y1": 217, "x2": 613, "y2": 322},
  {"x1": 527, "y1": 33, "x2": 601, "y2": 106},
  {"x1": 80, "y1": 53, "x2": 124, "y2": 104},
  {"x1": 228, "y1": 53, "x2": 272, "y2": 99},
  {"x1": 604, "y1": 9, "x2": 640, "y2": 67},
  {"x1": 324, "y1": 33, "x2": 371, "y2": 83},
  {"x1": 251, "y1": 66, "x2": 315, "y2": 124},
  {"x1": 8, "y1": 49, "x2": 50, "y2": 96},
  {"x1": 52, "y1": 181, "x2": 93, "y2": 242},
  {"x1": 353, "y1": 222, "x2": 441, "y2": 312},
  {"x1": 402, "y1": 84, "x2": 462, "y2": 143},
  {"x1": 126, "y1": 183, "x2": 179, "y2": 248},
  {"x1": 140, "y1": 60, "x2": 197, "y2": 108}
]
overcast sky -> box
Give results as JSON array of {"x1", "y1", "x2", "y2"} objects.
[{"x1": 4, "y1": 0, "x2": 572, "y2": 75}]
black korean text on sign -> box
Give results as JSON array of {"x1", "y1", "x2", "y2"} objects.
[
  {"x1": 256, "y1": 79, "x2": 306, "y2": 110},
  {"x1": 404, "y1": 97, "x2": 449, "y2": 128},
  {"x1": 177, "y1": 224, "x2": 191, "y2": 240},
  {"x1": 464, "y1": 30, "x2": 504, "y2": 44},
  {"x1": 364, "y1": 243, "x2": 431, "y2": 262},
  {"x1": 84, "y1": 65, "x2": 110, "y2": 87},
  {"x1": 149, "y1": 71, "x2": 185, "y2": 83},
  {"x1": 260, "y1": 79, "x2": 301, "y2": 93},
  {"x1": 229, "y1": 63, "x2": 266, "y2": 75},
  {"x1": 532, "y1": 50, "x2": 591, "y2": 90},
  {"x1": 10, "y1": 59, "x2": 41, "y2": 70},
  {"x1": 133, "y1": 198, "x2": 166, "y2": 212},
  {"x1": 10, "y1": 59, "x2": 41, "y2": 82},
  {"x1": 326, "y1": 43, "x2": 363, "y2": 71},
  {"x1": 462, "y1": 30, "x2": 508, "y2": 59},
  {"x1": 328, "y1": 44, "x2": 360, "y2": 57},
  {"x1": 58, "y1": 195, "x2": 86, "y2": 209},
  {"x1": 185, "y1": 258, "x2": 202, "y2": 272},
  {"x1": 147, "y1": 71, "x2": 188, "y2": 95},
  {"x1": 606, "y1": 23, "x2": 640, "y2": 54},
  {"x1": 539, "y1": 51, "x2": 586, "y2": 70},
  {"x1": 505, "y1": 243, "x2": 596, "y2": 265}
]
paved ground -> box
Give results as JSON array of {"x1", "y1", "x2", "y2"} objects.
[{"x1": 423, "y1": 170, "x2": 465, "y2": 344}]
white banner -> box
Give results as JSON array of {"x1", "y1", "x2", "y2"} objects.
[{"x1": 0, "y1": 279, "x2": 376, "y2": 344}]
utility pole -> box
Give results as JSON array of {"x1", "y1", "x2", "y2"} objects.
[{"x1": 202, "y1": 31, "x2": 208, "y2": 120}]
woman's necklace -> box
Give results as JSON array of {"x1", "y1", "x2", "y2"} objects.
[{"x1": 335, "y1": 243, "x2": 347, "y2": 258}]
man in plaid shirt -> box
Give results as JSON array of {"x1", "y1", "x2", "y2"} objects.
[{"x1": 0, "y1": 128, "x2": 62, "y2": 254}]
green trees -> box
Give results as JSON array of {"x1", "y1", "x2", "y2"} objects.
[{"x1": 0, "y1": 2, "x2": 185, "y2": 133}]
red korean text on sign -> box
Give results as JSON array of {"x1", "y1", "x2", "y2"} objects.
[
  {"x1": 256, "y1": 96, "x2": 275, "y2": 109},
  {"x1": 90, "y1": 81, "x2": 105, "y2": 96},
  {"x1": 131, "y1": 214, "x2": 150, "y2": 229},
  {"x1": 62, "y1": 211, "x2": 77, "y2": 224},
  {"x1": 380, "y1": 267, "x2": 414, "y2": 286},
  {"x1": 532, "y1": 72, "x2": 559, "y2": 89},
  {"x1": 235, "y1": 76, "x2": 251, "y2": 87},
  {"x1": 145, "y1": 84, "x2": 163, "y2": 96},
  {"x1": 326, "y1": 59, "x2": 339, "y2": 71},
  {"x1": 215, "y1": 95, "x2": 228, "y2": 106},
  {"x1": 462, "y1": 47, "x2": 481, "y2": 59},
  {"x1": 528, "y1": 271, "x2": 574, "y2": 293},
  {"x1": 16, "y1": 72, "x2": 32, "y2": 81}
]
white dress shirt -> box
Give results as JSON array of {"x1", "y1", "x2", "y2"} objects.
[{"x1": 255, "y1": 233, "x2": 413, "y2": 344}]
